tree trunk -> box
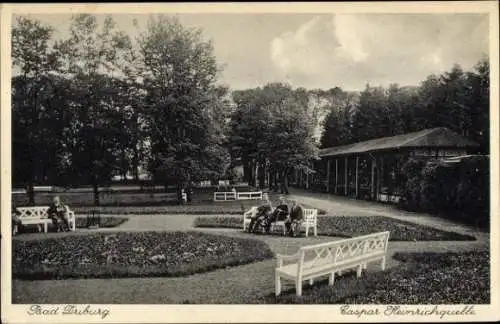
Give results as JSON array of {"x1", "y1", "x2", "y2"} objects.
[
  {"x1": 258, "y1": 160, "x2": 266, "y2": 189},
  {"x1": 27, "y1": 183, "x2": 35, "y2": 206},
  {"x1": 243, "y1": 161, "x2": 249, "y2": 185},
  {"x1": 249, "y1": 161, "x2": 256, "y2": 187},
  {"x1": 177, "y1": 179, "x2": 184, "y2": 205},
  {"x1": 92, "y1": 182, "x2": 100, "y2": 206},
  {"x1": 283, "y1": 168, "x2": 290, "y2": 195}
]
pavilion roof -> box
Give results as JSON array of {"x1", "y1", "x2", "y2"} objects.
[{"x1": 319, "y1": 127, "x2": 479, "y2": 158}]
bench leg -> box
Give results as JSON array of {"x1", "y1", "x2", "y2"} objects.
[
  {"x1": 381, "y1": 256, "x2": 386, "y2": 270},
  {"x1": 44, "y1": 222, "x2": 48, "y2": 233},
  {"x1": 309, "y1": 278, "x2": 314, "y2": 286},
  {"x1": 329, "y1": 273, "x2": 335, "y2": 286},
  {"x1": 296, "y1": 279, "x2": 302, "y2": 297},
  {"x1": 275, "y1": 272, "x2": 281, "y2": 296},
  {"x1": 305, "y1": 227, "x2": 309, "y2": 237},
  {"x1": 37, "y1": 224, "x2": 42, "y2": 233},
  {"x1": 314, "y1": 226, "x2": 317, "y2": 237},
  {"x1": 356, "y1": 265, "x2": 362, "y2": 278},
  {"x1": 363, "y1": 262, "x2": 367, "y2": 269}
]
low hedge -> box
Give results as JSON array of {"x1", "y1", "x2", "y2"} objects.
[
  {"x1": 258, "y1": 251, "x2": 489, "y2": 304},
  {"x1": 12, "y1": 231, "x2": 274, "y2": 280},
  {"x1": 193, "y1": 215, "x2": 476, "y2": 241},
  {"x1": 399, "y1": 156, "x2": 489, "y2": 229}
]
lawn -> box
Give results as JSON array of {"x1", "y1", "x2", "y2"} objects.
[
  {"x1": 13, "y1": 191, "x2": 326, "y2": 215},
  {"x1": 193, "y1": 215, "x2": 476, "y2": 241},
  {"x1": 12, "y1": 231, "x2": 274, "y2": 280},
  {"x1": 256, "y1": 251, "x2": 489, "y2": 304}
]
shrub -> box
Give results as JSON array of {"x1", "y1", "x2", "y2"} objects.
[
  {"x1": 12, "y1": 231, "x2": 274, "y2": 280},
  {"x1": 399, "y1": 156, "x2": 489, "y2": 229}
]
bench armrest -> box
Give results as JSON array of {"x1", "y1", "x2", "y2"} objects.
[
  {"x1": 276, "y1": 252, "x2": 300, "y2": 268},
  {"x1": 243, "y1": 207, "x2": 257, "y2": 218}
]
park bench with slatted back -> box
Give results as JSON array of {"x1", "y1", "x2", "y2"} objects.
[
  {"x1": 243, "y1": 206, "x2": 318, "y2": 236},
  {"x1": 275, "y1": 231, "x2": 390, "y2": 296},
  {"x1": 16, "y1": 206, "x2": 76, "y2": 233}
]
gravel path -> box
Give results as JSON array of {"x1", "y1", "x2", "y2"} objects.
[{"x1": 11, "y1": 191, "x2": 489, "y2": 304}]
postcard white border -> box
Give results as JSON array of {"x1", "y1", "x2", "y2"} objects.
[{"x1": 1, "y1": 2, "x2": 499, "y2": 323}]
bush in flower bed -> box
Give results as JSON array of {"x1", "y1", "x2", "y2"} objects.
[
  {"x1": 12, "y1": 231, "x2": 274, "y2": 280},
  {"x1": 255, "y1": 251, "x2": 489, "y2": 304},
  {"x1": 193, "y1": 215, "x2": 476, "y2": 241}
]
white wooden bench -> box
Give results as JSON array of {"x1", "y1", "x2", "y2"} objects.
[
  {"x1": 16, "y1": 206, "x2": 77, "y2": 233},
  {"x1": 213, "y1": 191, "x2": 237, "y2": 201},
  {"x1": 243, "y1": 207, "x2": 318, "y2": 237},
  {"x1": 236, "y1": 191, "x2": 262, "y2": 200},
  {"x1": 275, "y1": 231, "x2": 390, "y2": 296}
]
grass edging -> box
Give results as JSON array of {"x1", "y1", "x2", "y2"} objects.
[{"x1": 193, "y1": 215, "x2": 476, "y2": 241}]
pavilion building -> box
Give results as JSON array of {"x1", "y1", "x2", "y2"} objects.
[{"x1": 295, "y1": 127, "x2": 480, "y2": 203}]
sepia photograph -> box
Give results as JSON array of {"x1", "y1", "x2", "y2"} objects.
[{"x1": 1, "y1": 2, "x2": 499, "y2": 323}]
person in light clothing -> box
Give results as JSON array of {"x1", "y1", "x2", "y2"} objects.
[{"x1": 47, "y1": 196, "x2": 71, "y2": 232}]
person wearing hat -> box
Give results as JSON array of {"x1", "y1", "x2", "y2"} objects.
[
  {"x1": 248, "y1": 197, "x2": 273, "y2": 233},
  {"x1": 265, "y1": 196, "x2": 289, "y2": 233},
  {"x1": 285, "y1": 200, "x2": 304, "y2": 237}
]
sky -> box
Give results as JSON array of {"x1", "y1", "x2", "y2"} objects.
[{"x1": 16, "y1": 13, "x2": 489, "y2": 91}]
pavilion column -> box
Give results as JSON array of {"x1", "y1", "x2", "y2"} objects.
[
  {"x1": 335, "y1": 159, "x2": 338, "y2": 194},
  {"x1": 371, "y1": 156, "x2": 376, "y2": 200},
  {"x1": 355, "y1": 156, "x2": 359, "y2": 198},
  {"x1": 344, "y1": 157, "x2": 348, "y2": 196},
  {"x1": 306, "y1": 170, "x2": 309, "y2": 189},
  {"x1": 326, "y1": 159, "x2": 331, "y2": 193},
  {"x1": 378, "y1": 156, "x2": 383, "y2": 201}
]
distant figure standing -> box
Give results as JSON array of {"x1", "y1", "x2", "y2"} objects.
[
  {"x1": 47, "y1": 196, "x2": 70, "y2": 232},
  {"x1": 285, "y1": 200, "x2": 304, "y2": 237},
  {"x1": 248, "y1": 198, "x2": 273, "y2": 233}
]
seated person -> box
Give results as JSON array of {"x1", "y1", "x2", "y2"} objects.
[
  {"x1": 285, "y1": 200, "x2": 304, "y2": 237},
  {"x1": 248, "y1": 198, "x2": 273, "y2": 233},
  {"x1": 12, "y1": 206, "x2": 22, "y2": 235},
  {"x1": 264, "y1": 197, "x2": 289, "y2": 233},
  {"x1": 47, "y1": 196, "x2": 71, "y2": 232}
]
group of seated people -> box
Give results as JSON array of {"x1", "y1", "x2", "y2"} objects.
[
  {"x1": 247, "y1": 197, "x2": 304, "y2": 237},
  {"x1": 12, "y1": 196, "x2": 72, "y2": 234}
]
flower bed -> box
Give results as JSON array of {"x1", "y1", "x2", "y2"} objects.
[
  {"x1": 193, "y1": 215, "x2": 476, "y2": 241},
  {"x1": 260, "y1": 251, "x2": 489, "y2": 304},
  {"x1": 12, "y1": 231, "x2": 274, "y2": 280}
]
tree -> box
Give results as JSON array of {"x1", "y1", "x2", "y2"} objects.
[
  {"x1": 351, "y1": 85, "x2": 388, "y2": 142},
  {"x1": 56, "y1": 14, "x2": 132, "y2": 205},
  {"x1": 229, "y1": 83, "x2": 319, "y2": 192},
  {"x1": 139, "y1": 15, "x2": 230, "y2": 202},
  {"x1": 466, "y1": 57, "x2": 489, "y2": 154},
  {"x1": 12, "y1": 16, "x2": 61, "y2": 205},
  {"x1": 319, "y1": 87, "x2": 355, "y2": 148}
]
